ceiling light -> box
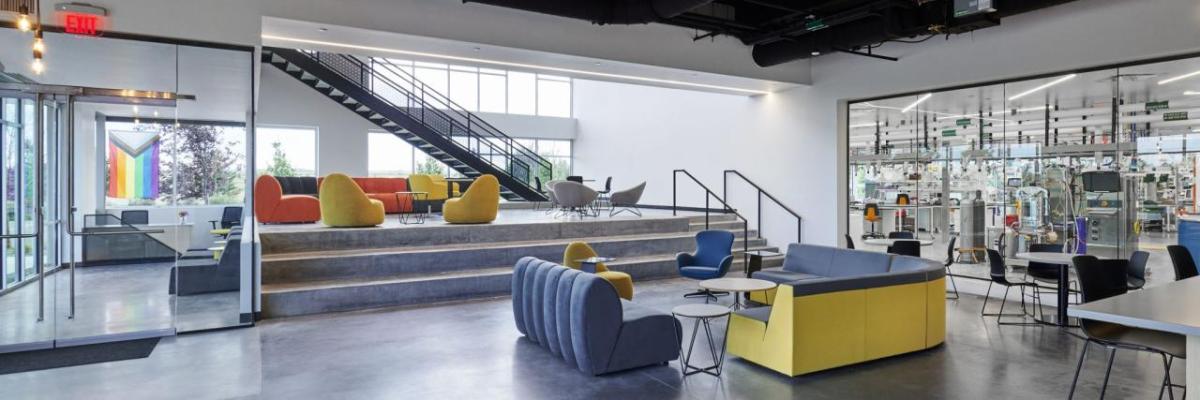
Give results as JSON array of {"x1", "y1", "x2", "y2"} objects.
[
  {"x1": 1015, "y1": 105, "x2": 1049, "y2": 112},
  {"x1": 850, "y1": 123, "x2": 876, "y2": 129},
  {"x1": 1159, "y1": 69, "x2": 1200, "y2": 85},
  {"x1": 16, "y1": 6, "x2": 31, "y2": 32},
  {"x1": 30, "y1": 58, "x2": 43, "y2": 74},
  {"x1": 811, "y1": 51, "x2": 820, "y2": 56},
  {"x1": 1185, "y1": 91, "x2": 1200, "y2": 96},
  {"x1": 901, "y1": 93, "x2": 932, "y2": 113},
  {"x1": 1008, "y1": 74, "x2": 1076, "y2": 100},
  {"x1": 318, "y1": 27, "x2": 328, "y2": 32},
  {"x1": 261, "y1": 34, "x2": 773, "y2": 95}
]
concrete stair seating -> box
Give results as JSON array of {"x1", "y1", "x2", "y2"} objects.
[{"x1": 259, "y1": 214, "x2": 783, "y2": 318}]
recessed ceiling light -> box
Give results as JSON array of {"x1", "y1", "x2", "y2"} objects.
[
  {"x1": 811, "y1": 51, "x2": 820, "y2": 56},
  {"x1": 318, "y1": 27, "x2": 329, "y2": 32},
  {"x1": 1159, "y1": 69, "x2": 1200, "y2": 85},
  {"x1": 260, "y1": 34, "x2": 772, "y2": 95},
  {"x1": 1008, "y1": 74, "x2": 1076, "y2": 100},
  {"x1": 901, "y1": 93, "x2": 932, "y2": 113}
]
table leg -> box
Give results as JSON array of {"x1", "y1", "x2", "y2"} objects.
[
  {"x1": 1188, "y1": 336, "x2": 1199, "y2": 394},
  {"x1": 1058, "y1": 264, "x2": 1070, "y2": 326}
]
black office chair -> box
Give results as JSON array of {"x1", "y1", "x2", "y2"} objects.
[
  {"x1": 886, "y1": 231, "x2": 914, "y2": 253},
  {"x1": 1167, "y1": 245, "x2": 1199, "y2": 281},
  {"x1": 1068, "y1": 255, "x2": 1184, "y2": 400},
  {"x1": 844, "y1": 234, "x2": 855, "y2": 250},
  {"x1": 1127, "y1": 250, "x2": 1149, "y2": 290},
  {"x1": 596, "y1": 177, "x2": 613, "y2": 209},
  {"x1": 121, "y1": 210, "x2": 149, "y2": 225},
  {"x1": 566, "y1": 176, "x2": 583, "y2": 183},
  {"x1": 890, "y1": 240, "x2": 921, "y2": 258},
  {"x1": 981, "y1": 249, "x2": 1043, "y2": 325},
  {"x1": 533, "y1": 176, "x2": 546, "y2": 210},
  {"x1": 209, "y1": 206, "x2": 242, "y2": 230},
  {"x1": 1024, "y1": 243, "x2": 1075, "y2": 305},
  {"x1": 945, "y1": 236, "x2": 959, "y2": 299}
]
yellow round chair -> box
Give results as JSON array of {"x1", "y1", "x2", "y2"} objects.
[
  {"x1": 444, "y1": 174, "x2": 500, "y2": 224},
  {"x1": 319, "y1": 173, "x2": 385, "y2": 227},
  {"x1": 562, "y1": 241, "x2": 634, "y2": 300}
]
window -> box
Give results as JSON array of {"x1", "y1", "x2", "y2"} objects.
[
  {"x1": 449, "y1": 66, "x2": 479, "y2": 111},
  {"x1": 414, "y1": 61, "x2": 449, "y2": 109},
  {"x1": 532, "y1": 139, "x2": 572, "y2": 181},
  {"x1": 105, "y1": 118, "x2": 247, "y2": 206},
  {"x1": 368, "y1": 132, "x2": 415, "y2": 177},
  {"x1": 479, "y1": 69, "x2": 507, "y2": 113},
  {"x1": 507, "y1": 72, "x2": 537, "y2": 115},
  {"x1": 256, "y1": 126, "x2": 317, "y2": 177},
  {"x1": 537, "y1": 75, "x2": 572, "y2": 117},
  {"x1": 373, "y1": 59, "x2": 414, "y2": 107}
]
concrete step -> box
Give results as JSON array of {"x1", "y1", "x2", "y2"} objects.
[
  {"x1": 263, "y1": 233, "x2": 768, "y2": 284},
  {"x1": 260, "y1": 216, "x2": 693, "y2": 254},
  {"x1": 689, "y1": 219, "x2": 747, "y2": 232},
  {"x1": 260, "y1": 247, "x2": 783, "y2": 318}
]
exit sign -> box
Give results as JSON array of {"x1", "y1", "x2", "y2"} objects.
[{"x1": 63, "y1": 13, "x2": 101, "y2": 35}]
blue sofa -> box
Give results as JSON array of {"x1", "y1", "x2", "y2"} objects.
[{"x1": 512, "y1": 257, "x2": 681, "y2": 375}]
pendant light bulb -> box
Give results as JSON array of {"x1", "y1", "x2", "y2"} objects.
[
  {"x1": 31, "y1": 57, "x2": 44, "y2": 74},
  {"x1": 32, "y1": 32, "x2": 45, "y2": 54},
  {"x1": 17, "y1": 6, "x2": 32, "y2": 32}
]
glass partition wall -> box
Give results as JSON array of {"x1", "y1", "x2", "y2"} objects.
[
  {"x1": 848, "y1": 55, "x2": 1200, "y2": 285},
  {"x1": 0, "y1": 29, "x2": 254, "y2": 355}
]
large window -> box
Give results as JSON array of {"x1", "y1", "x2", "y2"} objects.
[
  {"x1": 371, "y1": 59, "x2": 572, "y2": 117},
  {"x1": 370, "y1": 132, "x2": 570, "y2": 180},
  {"x1": 516, "y1": 138, "x2": 572, "y2": 181},
  {"x1": 256, "y1": 126, "x2": 317, "y2": 177},
  {"x1": 368, "y1": 132, "x2": 416, "y2": 177},
  {"x1": 104, "y1": 118, "x2": 246, "y2": 206}
]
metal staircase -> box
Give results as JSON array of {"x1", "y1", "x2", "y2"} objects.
[{"x1": 262, "y1": 47, "x2": 551, "y2": 201}]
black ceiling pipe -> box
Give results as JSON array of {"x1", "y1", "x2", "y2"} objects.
[
  {"x1": 751, "y1": 16, "x2": 895, "y2": 66},
  {"x1": 463, "y1": 0, "x2": 713, "y2": 25}
]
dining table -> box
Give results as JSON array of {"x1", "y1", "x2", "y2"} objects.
[{"x1": 1014, "y1": 251, "x2": 1080, "y2": 327}]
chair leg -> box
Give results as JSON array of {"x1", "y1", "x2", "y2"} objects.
[
  {"x1": 1161, "y1": 353, "x2": 1175, "y2": 400},
  {"x1": 980, "y1": 282, "x2": 993, "y2": 316},
  {"x1": 996, "y1": 286, "x2": 1011, "y2": 323},
  {"x1": 946, "y1": 266, "x2": 959, "y2": 300},
  {"x1": 1100, "y1": 347, "x2": 1117, "y2": 399},
  {"x1": 1069, "y1": 340, "x2": 1090, "y2": 400}
]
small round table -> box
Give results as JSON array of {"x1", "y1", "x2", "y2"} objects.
[
  {"x1": 575, "y1": 257, "x2": 615, "y2": 273},
  {"x1": 394, "y1": 191, "x2": 429, "y2": 224},
  {"x1": 672, "y1": 304, "x2": 731, "y2": 377},
  {"x1": 863, "y1": 238, "x2": 935, "y2": 246},
  {"x1": 699, "y1": 278, "x2": 777, "y2": 310}
]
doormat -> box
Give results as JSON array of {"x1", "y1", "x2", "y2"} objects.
[{"x1": 0, "y1": 338, "x2": 160, "y2": 374}]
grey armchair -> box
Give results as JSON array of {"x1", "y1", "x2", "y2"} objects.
[
  {"x1": 552, "y1": 181, "x2": 599, "y2": 218},
  {"x1": 543, "y1": 180, "x2": 565, "y2": 214},
  {"x1": 609, "y1": 182, "x2": 646, "y2": 217}
]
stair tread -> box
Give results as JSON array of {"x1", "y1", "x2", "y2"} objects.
[
  {"x1": 263, "y1": 230, "x2": 766, "y2": 262},
  {"x1": 262, "y1": 247, "x2": 782, "y2": 294}
]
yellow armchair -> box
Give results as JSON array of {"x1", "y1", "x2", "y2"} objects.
[
  {"x1": 431, "y1": 175, "x2": 461, "y2": 197},
  {"x1": 444, "y1": 175, "x2": 500, "y2": 224},
  {"x1": 562, "y1": 241, "x2": 634, "y2": 300},
  {"x1": 319, "y1": 173, "x2": 385, "y2": 227},
  {"x1": 409, "y1": 174, "x2": 450, "y2": 201}
]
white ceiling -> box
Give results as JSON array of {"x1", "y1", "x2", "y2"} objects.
[{"x1": 261, "y1": 17, "x2": 797, "y2": 96}]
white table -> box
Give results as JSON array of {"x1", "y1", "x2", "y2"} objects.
[
  {"x1": 699, "y1": 278, "x2": 777, "y2": 310},
  {"x1": 1014, "y1": 251, "x2": 1081, "y2": 326},
  {"x1": 672, "y1": 304, "x2": 731, "y2": 377},
  {"x1": 1069, "y1": 277, "x2": 1200, "y2": 394},
  {"x1": 863, "y1": 238, "x2": 935, "y2": 246}
]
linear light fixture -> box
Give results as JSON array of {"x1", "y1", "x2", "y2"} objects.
[
  {"x1": 901, "y1": 93, "x2": 932, "y2": 113},
  {"x1": 1185, "y1": 90, "x2": 1200, "y2": 96},
  {"x1": 850, "y1": 123, "x2": 877, "y2": 129},
  {"x1": 1008, "y1": 74, "x2": 1076, "y2": 101},
  {"x1": 261, "y1": 34, "x2": 772, "y2": 95},
  {"x1": 1015, "y1": 105, "x2": 1049, "y2": 112},
  {"x1": 1159, "y1": 69, "x2": 1200, "y2": 85}
]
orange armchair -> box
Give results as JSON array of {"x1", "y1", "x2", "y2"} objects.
[{"x1": 254, "y1": 175, "x2": 320, "y2": 224}]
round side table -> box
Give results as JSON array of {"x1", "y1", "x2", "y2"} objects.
[{"x1": 672, "y1": 304, "x2": 731, "y2": 377}]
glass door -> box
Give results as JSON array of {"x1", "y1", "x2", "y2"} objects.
[{"x1": 0, "y1": 93, "x2": 54, "y2": 353}]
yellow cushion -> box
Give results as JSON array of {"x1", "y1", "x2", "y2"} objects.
[
  {"x1": 319, "y1": 173, "x2": 385, "y2": 227},
  {"x1": 409, "y1": 174, "x2": 450, "y2": 201},
  {"x1": 562, "y1": 241, "x2": 633, "y2": 300},
  {"x1": 209, "y1": 228, "x2": 231, "y2": 236},
  {"x1": 443, "y1": 175, "x2": 500, "y2": 224}
]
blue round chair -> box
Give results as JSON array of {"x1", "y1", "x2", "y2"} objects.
[{"x1": 677, "y1": 230, "x2": 736, "y2": 302}]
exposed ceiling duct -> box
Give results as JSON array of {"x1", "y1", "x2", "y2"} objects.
[
  {"x1": 465, "y1": 0, "x2": 1080, "y2": 67},
  {"x1": 462, "y1": 0, "x2": 715, "y2": 25}
]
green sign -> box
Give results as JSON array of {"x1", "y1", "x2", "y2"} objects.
[
  {"x1": 1164, "y1": 111, "x2": 1189, "y2": 121},
  {"x1": 1146, "y1": 101, "x2": 1170, "y2": 112},
  {"x1": 804, "y1": 19, "x2": 827, "y2": 31},
  {"x1": 941, "y1": 129, "x2": 957, "y2": 137},
  {"x1": 955, "y1": 118, "x2": 972, "y2": 127}
]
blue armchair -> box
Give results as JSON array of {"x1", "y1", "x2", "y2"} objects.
[{"x1": 677, "y1": 230, "x2": 736, "y2": 301}]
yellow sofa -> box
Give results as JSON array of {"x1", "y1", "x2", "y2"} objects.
[
  {"x1": 562, "y1": 241, "x2": 634, "y2": 300},
  {"x1": 444, "y1": 175, "x2": 500, "y2": 224},
  {"x1": 409, "y1": 174, "x2": 461, "y2": 201},
  {"x1": 727, "y1": 244, "x2": 945, "y2": 376},
  {"x1": 318, "y1": 173, "x2": 385, "y2": 227}
]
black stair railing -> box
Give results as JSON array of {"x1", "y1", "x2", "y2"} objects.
[
  {"x1": 671, "y1": 169, "x2": 749, "y2": 257},
  {"x1": 296, "y1": 49, "x2": 550, "y2": 190},
  {"x1": 723, "y1": 170, "x2": 803, "y2": 244}
]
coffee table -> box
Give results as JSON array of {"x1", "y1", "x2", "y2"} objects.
[
  {"x1": 394, "y1": 191, "x2": 429, "y2": 224},
  {"x1": 699, "y1": 278, "x2": 777, "y2": 310},
  {"x1": 672, "y1": 304, "x2": 731, "y2": 377}
]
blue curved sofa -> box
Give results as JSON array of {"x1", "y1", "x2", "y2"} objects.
[{"x1": 512, "y1": 257, "x2": 682, "y2": 375}]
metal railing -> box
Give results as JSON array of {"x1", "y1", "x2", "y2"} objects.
[
  {"x1": 723, "y1": 170, "x2": 803, "y2": 243},
  {"x1": 295, "y1": 49, "x2": 550, "y2": 187},
  {"x1": 672, "y1": 169, "x2": 749, "y2": 257}
]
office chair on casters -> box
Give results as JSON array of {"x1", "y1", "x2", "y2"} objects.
[
  {"x1": 677, "y1": 230, "x2": 735, "y2": 303},
  {"x1": 981, "y1": 249, "x2": 1043, "y2": 325},
  {"x1": 1068, "y1": 255, "x2": 1185, "y2": 400},
  {"x1": 862, "y1": 203, "x2": 884, "y2": 239},
  {"x1": 896, "y1": 193, "x2": 910, "y2": 205}
]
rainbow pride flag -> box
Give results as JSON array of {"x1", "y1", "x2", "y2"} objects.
[{"x1": 107, "y1": 130, "x2": 161, "y2": 199}]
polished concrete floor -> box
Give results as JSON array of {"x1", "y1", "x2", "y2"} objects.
[
  {"x1": 0, "y1": 262, "x2": 244, "y2": 349},
  {"x1": 0, "y1": 276, "x2": 1184, "y2": 399}
]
